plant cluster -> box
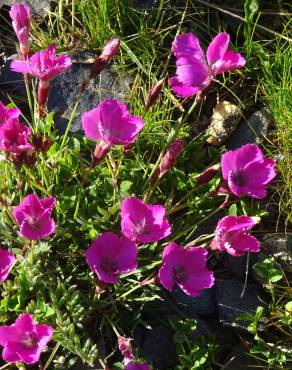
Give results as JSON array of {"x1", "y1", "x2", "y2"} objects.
[{"x1": 0, "y1": 2, "x2": 282, "y2": 369}]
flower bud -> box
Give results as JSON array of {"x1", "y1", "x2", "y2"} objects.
[
  {"x1": 92, "y1": 141, "x2": 110, "y2": 164},
  {"x1": 145, "y1": 78, "x2": 164, "y2": 111},
  {"x1": 118, "y1": 336, "x2": 134, "y2": 360},
  {"x1": 155, "y1": 139, "x2": 184, "y2": 180},
  {"x1": 9, "y1": 3, "x2": 31, "y2": 59},
  {"x1": 89, "y1": 38, "x2": 120, "y2": 79},
  {"x1": 196, "y1": 163, "x2": 221, "y2": 187},
  {"x1": 100, "y1": 38, "x2": 120, "y2": 62}
]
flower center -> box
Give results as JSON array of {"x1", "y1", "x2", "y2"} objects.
[
  {"x1": 133, "y1": 218, "x2": 149, "y2": 236},
  {"x1": 173, "y1": 265, "x2": 188, "y2": 283},
  {"x1": 101, "y1": 257, "x2": 118, "y2": 273},
  {"x1": 21, "y1": 332, "x2": 37, "y2": 349},
  {"x1": 230, "y1": 170, "x2": 247, "y2": 187}
]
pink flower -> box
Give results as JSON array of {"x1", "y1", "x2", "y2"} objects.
[
  {"x1": 155, "y1": 139, "x2": 184, "y2": 179},
  {"x1": 169, "y1": 32, "x2": 246, "y2": 98},
  {"x1": 82, "y1": 98, "x2": 144, "y2": 162},
  {"x1": 221, "y1": 144, "x2": 276, "y2": 199},
  {"x1": 9, "y1": 3, "x2": 30, "y2": 55},
  {"x1": 125, "y1": 361, "x2": 150, "y2": 370},
  {"x1": 0, "y1": 248, "x2": 16, "y2": 283},
  {"x1": 158, "y1": 242, "x2": 214, "y2": 297},
  {"x1": 0, "y1": 119, "x2": 32, "y2": 153},
  {"x1": 10, "y1": 44, "x2": 72, "y2": 81},
  {"x1": 121, "y1": 197, "x2": 171, "y2": 243},
  {"x1": 13, "y1": 194, "x2": 56, "y2": 241},
  {"x1": 0, "y1": 101, "x2": 20, "y2": 126},
  {"x1": 0, "y1": 313, "x2": 53, "y2": 364},
  {"x1": 211, "y1": 215, "x2": 260, "y2": 256},
  {"x1": 118, "y1": 336, "x2": 134, "y2": 361},
  {"x1": 85, "y1": 232, "x2": 138, "y2": 284}
]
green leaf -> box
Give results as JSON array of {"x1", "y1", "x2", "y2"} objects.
[{"x1": 228, "y1": 203, "x2": 237, "y2": 216}]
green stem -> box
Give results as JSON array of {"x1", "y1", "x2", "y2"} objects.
[
  {"x1": 60, "y1": 96, "x2": 80, "y2": 150},
  {"x1": 0, "y1": 363, "x2": 12, "y2": 370},
  {"x1": 25, "y1": 75, "x2": 34, "y2": 123},
  {"x1": 171, "y1": 207, "x2": 221, "y2": 243},
  {"x1": 143, "y1": 98, "x2": 199, "y2": 195},
  {"x1": 43, "y1": 342, "x2": 61, "y2": 370}
]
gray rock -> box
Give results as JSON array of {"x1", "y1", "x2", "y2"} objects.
[
  {"x1": 134, "y1": 325, "x2": 177, "y2": 369},
  {"x1": 0, "y1": 55, "x2": 26, "y2": 103},
  {"x1": 227, "y1": 253, "x2": 259, "y2": 280},
  {"x1": 0, "y1": 0, "x2": 51, "y2": 17},
  {"x1": 226, "y1": 107, "x2": 273, "y2": 150},
  {"x1": 48, "y1": 60, "x2": 133, "y2": 133},
  {"x1": 171, "y1": 286, "x2": 217, "y2": 316},
  {"x1": 216, "y1": 279, "x2": 268, "y2": 330}
]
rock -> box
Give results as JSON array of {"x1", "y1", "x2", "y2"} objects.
[
  {"x1": 134, "y1": 325, "x2": 178, "y2": 369},
  {"x1": 171, "y1": 286, "x2": 217, "y2": 316},
  {"x1": 226, "y1": 253, "x2": 259, "y2": 280},
  {"x1": 260, "y1": 233, "x2": 292, "y2": 272},
  {"x1": 216, "y1": 279, "x2": 268, "y2": 330},
  {"x1": 48, "y1": 58, "x2": 133, "y2": 133},
  {"x1": 0, "y1": 55, "x2": 26, "y2": 104},
  {"x1": 226, "y1": 107, "x2": 273, "y2": 150},
  {"x1": 0, "y1": 0, "x2": 51, "y2": 17}
]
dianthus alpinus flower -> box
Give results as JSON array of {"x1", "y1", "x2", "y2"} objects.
[
  {"x1": 85, "y1": 232, "x2": 138, "y2": 284},
  {"x1": 121, "y1": 196, "x2": 171, "y2": 243},
  {"x1": 211, "y1": 215, "x2": 260, "y2": 256},
  {"x1": 10, "y1": 44, "x2": 72, "y2": 116},
  {"x1": 13, "y1": 194, "x2": 56, "y2": 241},
  {"x1": 169, "y1": 32, "x2": 246, "y2": 98},
  {"x1": 82, "y1": 98, "x2": 144, "y2": 162},
  {"x1": 125, "y1": 361, "x2": 151, "y2": 370},
  {"x1": 9, "y1": 3, "x2": 31, "y2": 59},
  {"x1": 0, "y1": 313, "x2": 53, "y2": 364},
  {"x1": 158, "y1": 242, "x2": 214, "y2": 297},
  {"x1": 0, "y1": 118, "x2": 32, "y2": 153},
  {"x1": 0, "y1": 101, "x2": 20, "y2": 125},
  {"x1": 221, "y1": 144, "x2": 276, "y2": 199},
  {"x1": 0, "y1": 248, "x2": 16, "y2": 283}
]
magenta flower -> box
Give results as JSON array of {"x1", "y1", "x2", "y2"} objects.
[
  {"x1": 211, "y1": 215, "x2": 260, "y2": 256},
  {"x1": 0, "y1": 119, "x2": 32, "y2": 153},
  {"x1": 85, "y1": 232, "x2": 138, "y2": 284},
  {"x1": 121, "y1": 196, "x2": 171, "y2": 243},
  {"x1": 0, "y1": 248, "x2": 16, "y2": 283},
  {"x1": 9, "y1": 3, "x2": 30, "y2": 57},
  {"x1": 0, "y1": 313, "x2": 53, "y2": 364},
  {"x1": 10, "y1": 44, "x2": 72, "y2": 116},
  {"x1": 158, "y1": 242, "x2": 214, "y2": 297},
  {"x1": 10, "y1": 44, "x2": 72, "y2": 81},
  {"x1": 125, "y1": 361, "x2": 150, "y2": 370},
  {"x1": 82, "y1": 98, "x2": 144, "y2": 162},
  {"x1": 0, "y1": 101, "x2": 20, "y2": 126},
  {"x1": 155, "y1": 139, "x2": 184, "y2": 179},
  {"x1": 169, "y1": 32, "x2": 246, "y2": 98},
  {"x1": 221, "y1": 144, "x2": 276, "y2": 199},
  {"x1": 13, "y1": 194, "x2": 56, "y2": 241}
]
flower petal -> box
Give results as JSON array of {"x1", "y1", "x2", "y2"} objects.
[
  {"x1": 206, "y1": 32, "x2": 230, "y2": 65},
  {"x1": 172, "y1": 32, "x2": 204, "y2": 59},
  {"x1": 169, "y1": 77, "x2": 200, "y2": 98},
  {"x1": 10, "y1": 60, "x2": 30, "y2": 74},
  {"x1": 179, "y1": 270, "x2": 214, "y2": 297}
]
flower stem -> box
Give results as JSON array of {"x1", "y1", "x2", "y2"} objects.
[
  {"x1": 60, "y1": 96, "x2": 80, "y2": 150},
  {"x1": 143, "y1": 98, "x2": 199, "y2": 196},
  {"x1": 43, "y1": 342, "x2": 61, "y2": 370}
]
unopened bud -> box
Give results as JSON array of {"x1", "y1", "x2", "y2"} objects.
[
  {"x1": 38, "y1": 80, "x2": 51, "y2": 118},
  {"x1": 196, "y1": 163, "x2": 221, "y2": 187},
  {"x1": 89, "y1": 38, "x2": 120, "y2": 80},
  {"x1": 155, "y1": 139, "x2": 184, "y2": 180},
  {"x1": 145, "y1": 78, "x2": 164, "y2": 111},
  {"x1": 100, "y1": 38, "x2": 120, "y2": 62},
  {"x1": 118, "y1": 336, "x2": 134, "y2": 360}
]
